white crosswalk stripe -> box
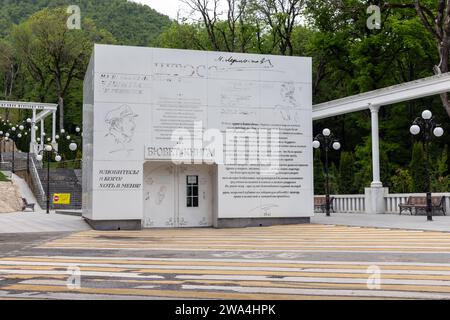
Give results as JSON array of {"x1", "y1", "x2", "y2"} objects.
[{"x1": 1, "y1": 224, "x2": 450, "y2": 299}]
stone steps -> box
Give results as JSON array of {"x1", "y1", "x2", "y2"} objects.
[
  {"x1": 0, "y1": 152, "x2": 30, "y2": 171},
  {"x1": 1, "y1": 153, "x2": 83, "y2": 210}
]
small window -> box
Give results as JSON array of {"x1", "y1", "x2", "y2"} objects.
[{"x1": 187, "y1": 175, "x2": 199, "y2": 208}]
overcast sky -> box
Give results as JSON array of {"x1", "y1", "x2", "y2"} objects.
[{"x1": 129, "y1": 0, "x2": 185, "y2": 19}]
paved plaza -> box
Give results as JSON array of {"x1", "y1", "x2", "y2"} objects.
[
  {"x1": 312, "y1": 213, "x2": 450, "y2": 232},
  {"x1": 0, "y1": 212, "x2": 90, "y2": 234},
  {"x1": 1, "y1": 223, "x2": 450, "y2": 299}
]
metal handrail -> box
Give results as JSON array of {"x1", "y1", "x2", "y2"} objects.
[{"x1": 30, "y1": 155, "x2": 45, "y2": 198}]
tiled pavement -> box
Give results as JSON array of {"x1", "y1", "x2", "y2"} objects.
[
  {"x1": 312, "y1": 213, "x2": 450, "y2": 232},
  {"x1": 0, "y1": 212, "x2": 90, "y2": 234},
  {"x1": 2, "y1": 224, "x2": 450, "y2": 299}
]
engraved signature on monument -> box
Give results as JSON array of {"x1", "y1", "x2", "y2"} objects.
[
  {"x1": 104, "y1": 105, "x2": 138, "y2": 155},
  {"x1": 153, "y1": 55, "x2": 283, "y2": 79},
  {"x1": 216, "y1": 56, "x2": 273, "y2": 67},
  {"x1": 218, "y1": 80, "x2": 257, "y2": 108},
  {"x1": 249, "y1": 203, "x2": 279, "y2": 216},
  {"x1": 221, "y1": 108, "x2": 257, "y2": 116}
]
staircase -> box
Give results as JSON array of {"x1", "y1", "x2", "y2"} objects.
[
  {"x1": 0, "y1": 152, "x2": 30, "y2": 172},
  {"x1": 1, "y1": 151, "x2": 83, "y2": 210}
]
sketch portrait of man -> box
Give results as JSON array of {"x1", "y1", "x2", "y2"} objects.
[
  {"x1": 276, "y1": 82, "x2": 301, "y2": 123},
  {"x1": 280, "y1": 82, "x2": 298, "y2": 107},
  {"x1": 104, "y1": 105, "x2": 138, "y2": 155}
]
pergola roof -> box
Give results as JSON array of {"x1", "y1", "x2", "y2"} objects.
[
  {"x1": 0, "y1": 100, "x2": 57, "y2": 111},
  {"x1": 313, "y1": 72, "x2": 450, "y2": 120}
]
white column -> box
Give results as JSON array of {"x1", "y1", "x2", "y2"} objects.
[
  {"x1": 40, "y1": 119, "x2": 44, "y2": 149},
  {"x1": 52, "y1": 111, "x2": 56, "y2": 143},
  {"x1": 30, "y1": 108, "x2": 37, "y2": 154},
  {"x1": 369, "y1": 105, "x2": 382, "y2": 188},
  {"x1": 365, "y1": 104, "x2": 387, "y2": 214}
]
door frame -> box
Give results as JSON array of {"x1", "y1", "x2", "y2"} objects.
[{"x1": 143, "y1": 161, "x2": 216, "y2": 228}]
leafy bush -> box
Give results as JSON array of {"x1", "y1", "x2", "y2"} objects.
[
  {"x1": 0, "y1": 171, "x2": 10, "y2": 182},
  {"x1": 390, "y1": 168, "x2": 413, "y2": 193},
  {"x1": 410, "y1": 142, "x2": 428, "y2": 192}
]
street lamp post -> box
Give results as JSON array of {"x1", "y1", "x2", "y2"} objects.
[
  {"x1": 5, "y1": 126, "x2": 24, "y2": 174},
  {"x1": 36, "y1": 145, "x2": 62, "y2": 214},
  {"x1": 56, "y1": 127, "x2": 81, "y2": 165},
  {"x1": 11, "y1": 119, "x2": 32, "y2": 174},
  {"x1": 0, "y1": 117, "x2": 4, "y2": 162},
  {"x1": 25, "y1": 118, "x2": 32, "y2": 174},
  {"x1": 313, "y1": 128, "x2": 341, "y2": 217},
  {"x1": 410, "y1": 110, "x2": 444, "y2": 221},
  {"x1": 0, "y1": 130, "x2": 3, "y2": 163}
]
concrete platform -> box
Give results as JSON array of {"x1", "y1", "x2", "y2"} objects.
[
  {"x1": 0, "y1": 212, "x2": 91, "y2": 234},
  {"x1": 312, "y1": 212, "x2": 450, "y2": 232}
]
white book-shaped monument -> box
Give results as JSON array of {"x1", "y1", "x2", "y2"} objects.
[{"x1": 83, "y1": 44, "x2": 313, "y2": 230}]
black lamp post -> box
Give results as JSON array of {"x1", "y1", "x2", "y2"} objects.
[
  {"x1": 0, "y1": 119, "x2": 9, "y2": 163},
  {"x1": 313, "y1": 128, "x2": 341, "y2": 217},
  {"x1": 4, "y1": 125, "x2": 24, "y2": 174},
  {"x1": 74, "y1": 126, "x2": 82, "y2": 157},
  {"x1": 13, "y1": 118, "x2": 33, "y2": 174},
  {"x1": 56, "y1": 127, "x2": 81, "y2": 164},
  {"x1": 36, "y1": 145, "x2": 62, "y2": 214},
  {"x1": 24, "y1": 118, "x2": 32, "y2": 173},
  {"x1": 410, "y1": 109, "x2": 444, "y2": 221},
  {"x1": 0, "y1": 130, "x2": 4, "y2": 163},
  {"x1": 0, "y1": 117, "x2": 3, "y2": 161}
]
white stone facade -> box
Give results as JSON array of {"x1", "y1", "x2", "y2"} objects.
[{"x1": 83, "y1": 44, "x2": 313, "y2": 229}]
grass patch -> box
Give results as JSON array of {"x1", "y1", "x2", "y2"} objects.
[
  {"x1": 0, "y1": 171, "x2": 10, "y2": 182},
  {"x1": 48, "y1": 160, "x2": 82, "y2": 169}
]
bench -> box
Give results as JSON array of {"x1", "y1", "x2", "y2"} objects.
[
  {"x1": 314, "y1": 196, "x2": 335, "y2": 213},
  {"x1": 22, "y1": 198, "x2": 35, "y2": 212},
  {"x1": 399, "y1": 196, "x2": 446, "y2": 216}
]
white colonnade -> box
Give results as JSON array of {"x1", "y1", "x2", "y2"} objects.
[
  {"x1": 313, "y1": 72, "x2": 450, "y2": 214},
  {"x1": 0, "y1": 101, "x2": 58, "y2": 154}
]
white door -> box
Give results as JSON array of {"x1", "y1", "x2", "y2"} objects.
[
  {"x1": 143, "y1": 163, "x2": 176, "y2": 228},
  {"x1": 143, "y1": 162, "x2": 213, "y2": 228},
  {"x1": 177, "y1": 165, "x2": 213, "y2": 227}
]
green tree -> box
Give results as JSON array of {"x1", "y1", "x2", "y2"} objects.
[
  {"x1": 328, "y1": 162, "x2": 339, "y2": 194},
  {"x1": 391, "y1": 168, "x2": 413, "y2": 193},
  {"x1": 338, "y1": 152, "x2": 356, "y2": 194},
  {"x1": 431, "y1": 145, "x2": 450, "y2": 192},
  {"x1": 0, "y1": 0, "x2": 171, "y2": 46},
  {"x1": 250, "y1": 0, "x2": 305, "y2": 56},
  {"x1": 11, "y1": 8, "x2": 115, "y2": 129},
  {"x1": 0, "y1": 39, "x2": 18, "y2": 101},
  {"x1": 157, "y1": 23, "x2": 210, "y2": 50},
  {"x1": 313, "y1": 149, "x2": 325, "y2": 194},
  {"x1": 410, "y1": 142, "x2": 428, "y2": 192},
  {"x1": 0, "y1": 39, "x2": 20, "y2": 120},
  {"x1": 385, "y1": 0, "x2": 450, "y2": 118}
]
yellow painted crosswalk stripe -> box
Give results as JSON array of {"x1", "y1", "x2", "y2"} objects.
[
  {"x1": 1, "y1": 284, "x2": 391, "y2": 300},
  {"x1": 2, "y1": 224, "x2": 450, "y2": 300},
  {"x1": 0, "y1": 257, "x2": 450, "y2": 299},
  {"x1": 7, "y1": 256, "x2": 450, "y2": 271},
  {"x1": 37, "y1": 225, "x2": 450, "y2": 255}
]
